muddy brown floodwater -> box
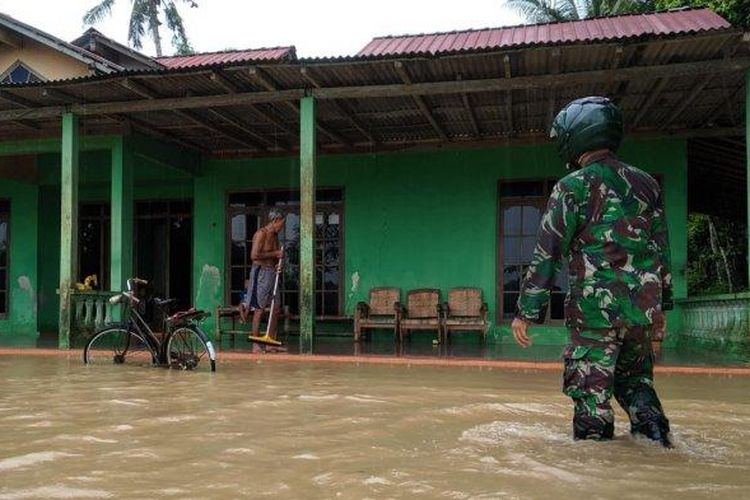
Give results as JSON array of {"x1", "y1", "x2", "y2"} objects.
[{"x1": 1, "y1": 355, "x2": 749, "y2": 499}]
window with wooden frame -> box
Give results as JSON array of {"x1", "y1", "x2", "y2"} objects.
[
  {"x1": 497, "y1": 174, "x2": 666, "y2": 323},
  {"x1": 227, "y1": 189, "x2": 344, "y2": 316},
  {"x1": 79, "y1": 203, "x2": 110, "y2": 291},
  {"x1": 497, "y1": 180, "x2": 568, "y2": 323},
  {"x1": 0, "y1": 200, "x2": 9, "y2": 317}
]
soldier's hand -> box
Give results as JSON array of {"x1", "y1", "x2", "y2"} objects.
[
  {"x1": 512, "y1": 317, "x2": 532, "y2": 348},
  {"x1": 652, "y1": 311, "x2": 667, "y2": 341}
]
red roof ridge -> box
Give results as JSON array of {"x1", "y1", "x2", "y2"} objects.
[
  {"x1": 157, "y1": 45, "x2": 296, "y2": 60},
  {"x1": 367, "y1": 7, "x2": 724, "y2": 42},
  {"x1": 357, "y1": 7, "x2": 732, "y2": 57}
]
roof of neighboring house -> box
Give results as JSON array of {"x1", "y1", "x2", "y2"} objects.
[
  {"x1": 0, "y1": 12, "x2": 123, "y2": 73},
  {"x1": 157, "y1": 46, "x2": 297, "y2": 69},
  {"x1": 357, "y1": 7, "x2": 733, "y2": 57},
  {"x1": 71, "y1": 28, "x2": 164, "y2": 71}
]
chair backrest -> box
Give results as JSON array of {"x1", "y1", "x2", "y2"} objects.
[
  {"x1": 406, "y1": 289, "x2": 440, "y2": 318},
  {"x1": 369, "y1": 287, "x2": 400, "y2": 315},
  {"x1": 448, "y1": 287, "x2": 483, "y2": 317}
]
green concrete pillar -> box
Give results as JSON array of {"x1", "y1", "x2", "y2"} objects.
[
  {"x1": 110, "y1": 137, "x2": 134, "y2": 292},
  {"x1": 58, "y1": 112, "x2": 79, "y2": 349},
  {"x1": 747, "y1": 68, "x2": 750, "y2": 290},
  {"x1": 299, "y1": 96, "x2": 316, "y2": 354}
]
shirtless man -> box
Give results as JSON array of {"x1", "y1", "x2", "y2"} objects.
[{"x1": 240, "y1": 209, "x2": 285, "y2": 347}]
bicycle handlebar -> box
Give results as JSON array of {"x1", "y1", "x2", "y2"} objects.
[
  {"x1": 110, "y1": 278, "x2": 149, "y2": 305},
  {"x1": 126, "y1": 277, "x2": 148, "y2": 292}
]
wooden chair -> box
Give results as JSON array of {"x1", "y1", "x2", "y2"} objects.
[
  {"x1": 397, "y1": 288, "x2": 443, "y2": 343},
  {"x1": 442, "y1": 287, "x2": 489, "y2": 344},
  {"x1": 354, "y1": 287, "x2": 401, "y2": 342}
]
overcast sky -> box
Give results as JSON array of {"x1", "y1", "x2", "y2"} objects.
[{"x1": 0, "y1": 0, "x2": 523, "y2": 58}]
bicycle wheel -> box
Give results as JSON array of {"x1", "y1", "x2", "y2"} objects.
[
  {"x1": 83, "y1": 326, "x2": 156, "y2": 367},
  {"x1": 166, "y1": 326, "x2": 216, "y2": 372}
]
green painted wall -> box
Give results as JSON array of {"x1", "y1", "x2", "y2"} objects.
[
  {"x1": 34, "y1": 145, "x2": 194, "y2": 334},
  {"x1": 0, "y1": 133, "x2": 688, "y2": 344},
  {"x1": 0, "y1": 178, "x2": 38, "y2": 338},
  {"x1": 193, "y1": 138, "x2": 688, "y2": 344}
]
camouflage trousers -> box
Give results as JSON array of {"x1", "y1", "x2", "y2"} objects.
[{"x1": 562, "y1": 326, "x2": 669, "y2": 441}]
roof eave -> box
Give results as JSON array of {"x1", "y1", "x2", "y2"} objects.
[
  {"x1": 0, "y1": 15, "x2": 123, "y2": 74},
  {"x1": 84, "y1": 32, "x2": 165, "y2": 70}
]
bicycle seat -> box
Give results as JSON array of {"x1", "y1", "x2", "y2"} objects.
[
  {"x1": 154, "y1": 297, "x2": 177, "y2": 308},
  {"x1": 167, "y1": 308, "x2": 210, "y2": 324}
]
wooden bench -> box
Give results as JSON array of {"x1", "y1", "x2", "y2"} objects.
[
  {"x1": 214, "y1": 305, "x2": 291, "y2": 345},
  {"x1": 214, "y1": 307, "x2": 351, "y2": 344}
]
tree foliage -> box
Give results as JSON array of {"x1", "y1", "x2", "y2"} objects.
[
  {"x1": 654, "y1": 1, "x2": 750, "y2": 28},
  {"x1": 687, "y1": 214, "x2": 748, "y2": 295},
  {"x1": 83, "y1": 0, "x2": 198, "y2": 57},
  {"x1": 507, "y1": 0, "x2": 749, "y2": 27},
  {"x1": 506, "y1": 0, "x2": 654, "y2": 23}
]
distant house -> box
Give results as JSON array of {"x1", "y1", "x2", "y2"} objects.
[{"x1": 0, "y1": 8, "x2": 746, "y2": 350}]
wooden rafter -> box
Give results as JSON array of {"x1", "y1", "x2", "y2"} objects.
[
  {"x1": 0, "y1": 57, "x2": 747, "y2": 123},
  {"x1": 208, "y1": 70, "x2": 294, "y2": 150},
  {"x1": 205, "y1": 108, "x2": 279, "y2": 150},
  {"x1": 0, "y1": 90, "x2": 44, "y2": 131},
  {"x1": 300, "y1": 66, "x2": 376, "y2": 144},
  {"x1": 660, "y1": 74, "x2": 713, "y2": 129},
  {"x1": 503, "y1": 54, "x2": 514, "y2": 134},
  {"x1": 631, "y1": 78, "x2": 669, "y2": 129},
  {"x1": 268, "y1": 125, "x2": 745, "y2": 153},
  {"x1": 12, "y1": 119, "x2": 41, "y2": 131},
  {"x1": 393, "y1": 61, "x2": 447, "y2": 141},
  {"x1": 457, "y1": 74, "x2": 480, "y2": 137},
  {"x1": 120, "y1": 77, "x2": 266, "y2": 151},
  {"x1": 614, "y1": 44, "x2": 650, "y2": 102},
  {"x1": 248, "y1": 66, "x2": 350, "y2": 146},
  {"x1": 701, "y1": 79, "x2": 745, "y2": 127},
  {"x1": 546, "y1": 49, "x2": 562, "y2": 129},
  {"x1": 38, "y1": 84, "x2": 204, "y2": 151},
  {"x1": 111, "y1": 114, "x2": 206, "y2": 152},
  {"x1": 605, "y1": 45, "x2": 624, "y2": 98},
  {"x1": 209, "y1": 70, "x2": 241, "y2": 94},
  {"x1": 0, "y1": 89, "x2": 38, "y2": 109}
]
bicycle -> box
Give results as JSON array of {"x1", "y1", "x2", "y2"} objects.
[{"x1": 83, "y1": 278, "x2": 216, "y2": 372}]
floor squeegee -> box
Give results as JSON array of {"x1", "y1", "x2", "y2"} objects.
[{"x1": 247, "y1": 246, "x2": 284, "y2": 347}]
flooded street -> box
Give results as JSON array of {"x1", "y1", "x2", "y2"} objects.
[{"x1": 1, "y1": 355, "x2": 749, "y2": 499}]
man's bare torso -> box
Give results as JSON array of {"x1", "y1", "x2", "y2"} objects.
[{"x1": 252, "y1": 227, "x2": 280, "y2": 268}]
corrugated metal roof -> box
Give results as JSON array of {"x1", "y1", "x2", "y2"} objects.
[
  {"x1": 157, "y1": 46, "x2": 297, "y2": 69},
  {"x1": 0, "y1": 10, "x2": 743, "y2": 155},
  {"x1": 357, "y1": 8, "x2": 732, "y2": 57}
]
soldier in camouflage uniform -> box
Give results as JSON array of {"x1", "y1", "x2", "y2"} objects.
[{"x1": 512, "y1": 96, "x2": 673, "y2": 447}]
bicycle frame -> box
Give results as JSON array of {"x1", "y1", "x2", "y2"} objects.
[
  {"x1": 111, "y1": 278, "x2": 169, "y2": 364},
  {"x1": 125, "y1": 303, "x2": 164, "y2": 362},
  {"x1": 112, "y1": 278, "x2": 214, "y2": 366}
]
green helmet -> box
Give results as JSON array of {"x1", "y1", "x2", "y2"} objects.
[{"x1": 550, "y1": 96, "x2": 624, "y2": 169}]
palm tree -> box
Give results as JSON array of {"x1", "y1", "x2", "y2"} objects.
[
  {"x1": 83, "y1": 0, "x2": 198, "y2": 57},
  {"x1": 506, "y1": 0, "x2": 654, "y2": 23}
]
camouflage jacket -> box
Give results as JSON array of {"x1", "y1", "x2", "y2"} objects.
[{"x1": 516, "y1": 151, "x2": 673, "y2": 329}]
